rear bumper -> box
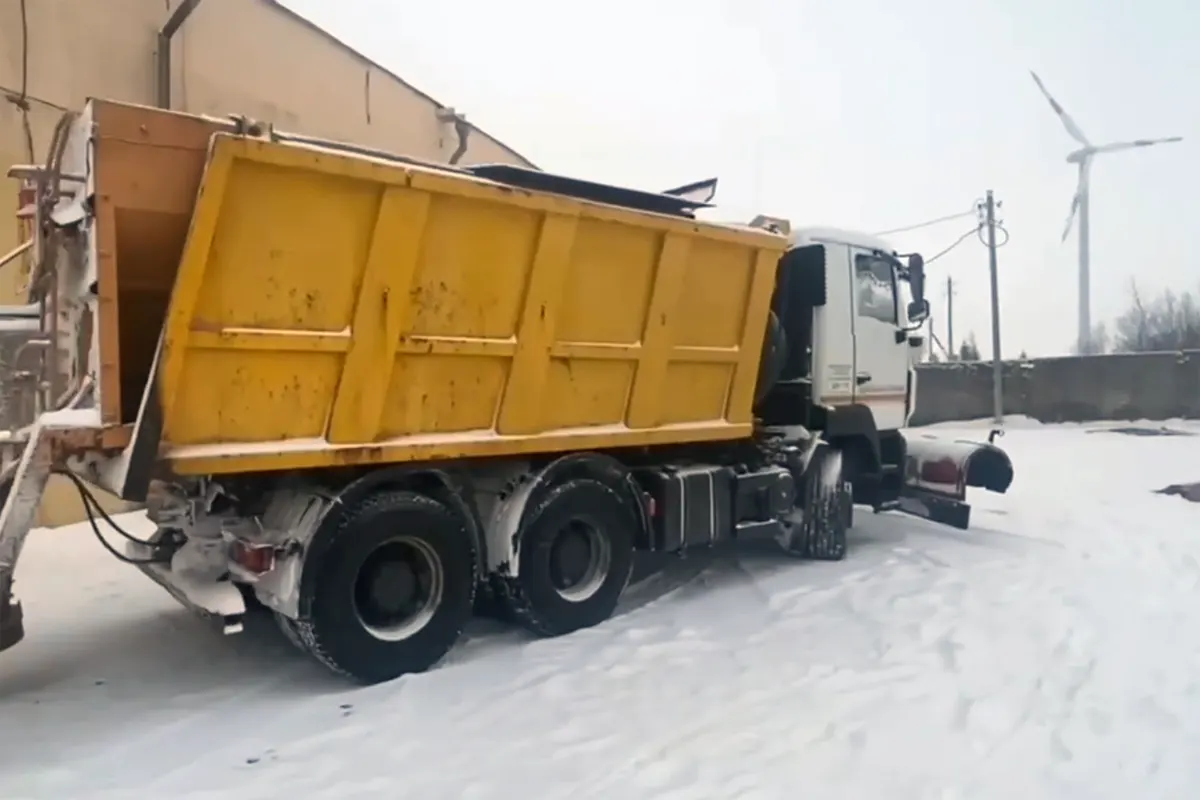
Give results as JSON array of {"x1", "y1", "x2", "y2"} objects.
[
  {"x1": 127, "y1": 541, "x2": 247, "y2": 636},
  {"x1": 0, "y1": 410, "x2": 249, "y2": 651},
  {"x1": 896, "y1": 431, "x2": 1014, "y2": 529}
]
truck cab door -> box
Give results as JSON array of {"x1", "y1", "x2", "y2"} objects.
[
  {"x1": 849, "y1": 249, "x2": 909, "y2": 431},
  {"x1": 805, "y1": 244, "x2": 856, "y2": 405}
]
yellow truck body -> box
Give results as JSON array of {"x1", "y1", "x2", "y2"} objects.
[{"x1": 148, "y1": 128, "x2": 787, "y2": 475}]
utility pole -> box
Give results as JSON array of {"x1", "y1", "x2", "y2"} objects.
[
  {"x1": 945, "y1": 275, "x2": 955, "y2": 358},
  {"x1": 982, "y1": 190, "x2": 1003, "y2": 425}
]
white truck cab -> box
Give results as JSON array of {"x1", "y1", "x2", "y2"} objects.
[{"x1": 792, "y1": 227, "x2": 927, "y2": 432}]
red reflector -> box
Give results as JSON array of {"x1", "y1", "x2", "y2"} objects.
[
  {"x1": 646, "y1": 494, "x2": 657, "y2": 517},
  {"x1": 230, "y1": 540, "x2": 276, "y2": 575},
  {"x1": 920, "y1": 458, "x2": 961, "y2": 486}
]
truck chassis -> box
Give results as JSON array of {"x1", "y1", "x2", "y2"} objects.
[{"x1": 0, "y1": 411, "x2": 1011, "y2": 684}]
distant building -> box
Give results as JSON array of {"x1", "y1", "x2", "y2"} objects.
[{"x1": 0, "y1": 0, "x2": 533, "y2": 525}]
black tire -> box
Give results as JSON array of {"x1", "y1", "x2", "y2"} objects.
[
  {"x1": 275, "y1": 610, "x2": 307, "y2": 652},
  {"x1": 491, "y1": 478, "x2": 636, "y2": 638},
  {"x1": 291, "y1": 490, "x2": 477, "y2": 684},
  {"x1": 783, "y1": 445, "x2": 849, "y2": 561},
  {"x1": 472, "y1": 579, "x2": 514, "y2": 622}
]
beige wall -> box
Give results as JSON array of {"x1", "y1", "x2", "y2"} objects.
[{"x1": 0, "y1": 0, "x2": 533, "y2": 526}]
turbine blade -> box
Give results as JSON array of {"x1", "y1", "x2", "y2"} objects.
[
  {"x1": 1061, "y1": 192, "x2": 1080, "y2": 242},
  {"x1": 1030, "y1": 70, "x2": 1091, "y2": 146},
  {"x1": 1092, "y1": 137, "x2": 1184, "y2": 155},
  {"x1": 1061, "y1": 161, "x2": 1087, "y2": 242}
]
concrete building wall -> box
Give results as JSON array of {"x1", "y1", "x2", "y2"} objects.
[
  {"x1": 911, "y1": 352, "x2": 1200, "y2": 426},
  {"x1": 0, "y1": 0, "x2": 534, "y2": 526}
]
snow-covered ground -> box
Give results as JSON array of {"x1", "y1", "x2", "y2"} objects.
[{"x1": 4, "y1": 420, "x2": 1200, "y2": 800}]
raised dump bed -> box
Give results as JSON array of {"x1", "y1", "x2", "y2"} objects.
[
  {"x1": 62, "y1": 101, "x2": 788, "y2": 479},
  {"x1": 156, "y1": 136, "x2": 787, "y2": 474}
]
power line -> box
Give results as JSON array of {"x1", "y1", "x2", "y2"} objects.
[
  {"x1": 926, "y1": 227, "x2": 981, "y2": 263},
  {"x1": 873, "y1": 207, "x2": 977, "y2": 237}
]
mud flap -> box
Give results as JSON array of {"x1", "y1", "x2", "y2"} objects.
[{"x1": 897, "y1": 432, "x2": 1014, "y2": 530}]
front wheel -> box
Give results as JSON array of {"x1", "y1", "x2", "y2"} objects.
[
  {"x1": 782, "y1": 445, "x2": 850, "y2": 561},
  {"x1": 290, "y1": 490, "x2": 477, "y2": 684}
]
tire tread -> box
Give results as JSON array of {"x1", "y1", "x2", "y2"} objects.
[
  {"x1": 288, "y1": 490, "x2": 476, "y2": 683},
  {"x1": 490, "y1": 478, "x2": 635, "y2": 638}
]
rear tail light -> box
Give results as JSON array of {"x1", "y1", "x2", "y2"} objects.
[{"x1": 229, "y1": 539, "x2": 277, "y2": 575}]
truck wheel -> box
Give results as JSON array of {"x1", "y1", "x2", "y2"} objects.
[
  {"x1": 275, "y1": 610, "x2": 307, "y2": 651},
  {"x1": 783, "y1": 446, "x2": 850, "y2": 561},
  {"x1": 492, "y1": 478, "x2": 635, "y2": 638},
  {"x1": 292, "y1": 490, "x2": 476, "y2": 684},
  {"x1": 840, "y1": 481, "x2": 854, "y2": 530}
]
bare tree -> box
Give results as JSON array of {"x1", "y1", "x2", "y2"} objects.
[
  {"x1": 959, "y1": 332, "x2": 981, "y2": 361},
  {"x1": 1111, "y1": 280, "x2": 1200, "y2": 352}
]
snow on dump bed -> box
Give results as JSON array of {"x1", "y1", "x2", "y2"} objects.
[{"x1": 4, "y1": 422, "x2": 1200, "y2": 799}]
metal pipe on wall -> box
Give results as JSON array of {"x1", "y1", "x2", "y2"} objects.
[{"x1": 156, "y1": 0, "x2": 204, "y2": 109}]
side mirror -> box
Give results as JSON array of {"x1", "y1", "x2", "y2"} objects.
[
  {"x1": 907, "y1": 298, "x2": 931, "y2": 323},
  {"x1": 907, "y1": 253, "x2": 925, "y2": 305}
]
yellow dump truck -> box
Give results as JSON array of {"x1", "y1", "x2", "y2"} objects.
[{"x1": 0, "y1": 100, "x2": 1013, "y2": 683}]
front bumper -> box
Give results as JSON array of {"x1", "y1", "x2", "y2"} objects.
[{"x1": 896, "y1": 431, "x2": 1014, "y2": 529}]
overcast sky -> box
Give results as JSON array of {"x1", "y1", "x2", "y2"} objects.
[{"x1": 282, "y1": 0, "x2": 1198, "y2": 358}]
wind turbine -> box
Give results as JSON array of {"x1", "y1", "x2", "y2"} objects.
[{"x1": 1029, "y1": 70, "x2": 1182, "y2": 354}]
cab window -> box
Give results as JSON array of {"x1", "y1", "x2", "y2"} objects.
[{"x1": 854, "y1": 253, "x2": 897, "y2": 324}]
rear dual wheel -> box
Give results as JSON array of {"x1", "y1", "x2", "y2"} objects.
[
  {"x1": 281, "y1": 490, "x2": 477, "y2": 685},
  {"x1": 491, "y1": 478, "x2": 636, "y2": 638}
]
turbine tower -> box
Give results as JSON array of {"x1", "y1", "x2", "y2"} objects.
[{"x1": 1029, "y1": 71, "x2": 1182, "y2": 354}]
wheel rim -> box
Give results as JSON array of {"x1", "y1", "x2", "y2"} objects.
[
  {"x1": 352, "y1": 536, "x2": 443, "y2": 641},
  {"x1": 548, "y1": 517, "x2": 611, "y2": 603}
]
